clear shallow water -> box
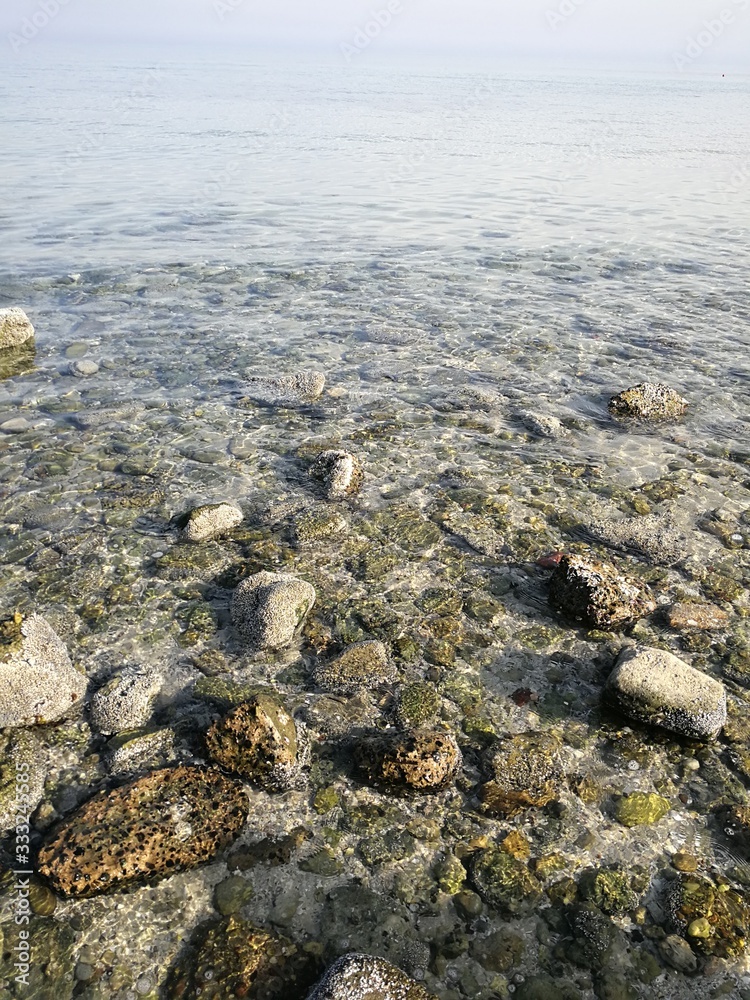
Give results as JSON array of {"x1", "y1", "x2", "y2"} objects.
[{"x1": 1, "y1": 46, "x2": 750, "y2": 1000}]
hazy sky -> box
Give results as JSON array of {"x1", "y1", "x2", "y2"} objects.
[{"x1": 2, "y1": 0, "x2": 749, "y2": 67}]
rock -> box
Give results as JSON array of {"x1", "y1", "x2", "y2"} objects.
[
  {"x1": 666, "y1": 873, "x2": 750, "y2": 958},
  {"x1": 314, "y1": 640, "x2": 396, "y2": 694},
  {"x1": 717, "y1": 804, "x2": 750, "y2": 853},
  {"x1": 89, "y1": 666, "x2": 162, "y2": 735},
  {"x1": 0, "y1": 417, "x2": 30, "y2": 433},
  {"x1": 479, "y1": 731, "x2": 564, "y2": 818},
  {"x1": 396, "y1": 682, "x2": 441, "y2": 728},
  {"x1": 470, "y1": 845, "x2": 542, "y2": 915},
  {"x1": 243, "y1": 370, "x2": 325, "y2": 407},
  {"x1": 605, "y1": 645, "x2": 727, "y2": 740},
  {"x1": 231, "y1": 571, "x2": 315, "y2": 649},
  {"x1": 470, "y1": 928, "x2": 525, "y2": 972},
  {"x1": 213, "y1": 874, "x2": 254, "y2": 916},
  {"x1": 0, "y1": 730, "x2": 46, "y2": 832},
  {"x1": 180, "y1": 502, "x2": 243, "y2": 542},
  {"x1": 354, "y1": 728, "x2": 461, "y2": 792},
  {"x1": 306, "y1": 954, "x2": 435, "y2": 1000},
  {"x1": 309, "y1": 449, "x2": 363, "y2": 499},
  {"x1": 608, "y1": 383, "x2": 688, "y2": 422},
  {"x1": 292, "y1": 506, "x2": 348, "y2": 545},
  {"x1": 548, "y1": 554, "x2": 656, "y2": 629},
  {"x1": 36, "y1": 766, "x2": 248, "y2": 897},
  {"x1": 667, "y1": 602, "x2": 729, "y2": 631},
  {"x1": 68, "y1": 359, "x2": 99, "y2": 377},
  {"x1": 614, "y1": 792, "x2": 670, "y2": 828},
  {"x1": 0, "y1": 307, "x2": 35, "y2": 349},
  {"x1": 518, "y1": 411, "x2": 568, "y2": 439},
  {"x1": 0, "y1": 613, "x2": 86, "y2": 727},
  {"x1": 658, "y1": 934, "x2": 698, "y2": 973},
  {"x1": 578, "y1": 867, "x2": 640, "y2": 915},
  {"x1": 166, "y1": 915, "x2": 318, "y2": 1000},
  {"x1": 205, "y1": 695, "x2": 307, "y2": 791},
  {"x1": 582, "y1": 513, "x2": 688, "y2": 566}
]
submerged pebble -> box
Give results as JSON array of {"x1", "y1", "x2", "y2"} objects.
[
  {"x1": 314, "y1": 639, "x2": 396, "y2": 693},
  {"x1": 180, "y1": 501, "x2": 243, "y2": 542},
  {"x1": 68, "y1": 359, "x2": 99, "y2": 377},
  {"x1": 309, "y1": 448, "x2": 364, "y2": 499},
  {"x1": 242, "y1": 370, "x2": 325, "y2": 407}
]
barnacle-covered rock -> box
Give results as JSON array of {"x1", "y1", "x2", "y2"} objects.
[
  {"x1": 548, "y1": 555, "x2": 656, "y2": 629},
  {"x1": 605, "y1": 645, "x2": 727, "y2": 740},
  {"x1": 205, "y1": 695, "x2": 308, "y2": 791},
  {"x1": 180, "y1": 502, "x2": 243, "y2": 542},
  {"x1": 166, "y1": 915, "x2": 319, "y2": 1000},
  {"x1": 608, "y1": 383, "x2": 688, "y2": 422},
  {"x1": 231, "y1": 571, "x2": 315, "y2": 649},
  {"x1": 36, "y1": 766, "x2": 248, "y2": 897},
  {"x1": 0, "y1": 307, "x2": 35, "y2": 349},
  {"x1": 479, "y1": 731, "x2": 564, "y2": 818},
  {"x1": 354, "y1": 728, "x2": 461, "y2": 792},
  {"x1": 0, "y1": 613, "x2": 86, "y2": 728},
  {"x1": 89, "y1": 666, "x2": 162, "y2": 735},
  {"x1": 470, "y1": 845, "x2": 542, "y2": 915},
  {"x1": 314, "y1": 640, "x2": 396, "y2": 694},
  {"x1": 306, "y1": 953, "x2": 436, "y2": 1000},
  {"x1": 309, "y1": 449, "x2": 363, "y2": 499},
  {"x1": 666, "y1": 873, "x2": 750, "y2": 958},
  {"x1": 242, "y1": 370, "x2": 325, "y2": 407}
]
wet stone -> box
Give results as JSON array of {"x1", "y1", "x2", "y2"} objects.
[
  {"x1": 0, "y1": 307, "x2": 35, "y2": 349},
  {"x1": 354, "y1": 728, "x2": 461, "y2": 792},
  {"x1": 309, "y1": 449, "x2": 364, "y2": 499},
  {"x1": 180, "y1": 502, "x2": 243, "y2": 542},
  {"x1": 608, "y1": 382, "x2": 688, "y2": 422},
  {"x1": 213, "y1": 874, "x2": 254, "y2": 915},
  {"x1": 36, "y1": 766, "x2": 248, "y2": 897},
  {"x1": 548, "y1": 554, "x2": 656, "y2": 629},
  {"x1": 614, "y1": 792, "x2": 670, "y2": 828},
  {"x1": 470, "y1": 845, "x2": 542, "y2": 915},
  {"x1": 479, "y1": 731, "x2": 564, "y2": 818},
  {"x1": 667, "y1": 602, "x2": 729, "y2": 631},
  {"x1": 205, "y1": 695, "x2": 306, "y2": 792},
  {"x1": 231, "y1": 571, "x2": 316, "y2": 649},
  {"x1": 242, "y1": 369, "x2": 325, "y2": 407},
  {"x1": 667, "y1": 873, "x2": 750, "y2": 959},
  {"x1": 518, "y1": 410, "x2": 568, "y2": 439},
  {"x1": 89, "y1": 665, "x2": 162, "y2": 735},
  {"x1": 305, "y1": 953, "x2": 436, "y2": 1000},
  {"x1": 605, "y1": 644, "x2": 727, "y2": 740},
  {"x1": 314, "y1": 639, "x2": 396, "y2": 694},
  {"x1": 658, "y1": 934, "x2": 698, "y2": 974},
  {"x1": 582, "y1": 513, "x2": 688, "y2": 566},
  {"x1": 396, "y1": 682, "x2": 441, "y2": 728},
  {"x1": 578, "y1": 867, "x2": 640, "y2": 916}
]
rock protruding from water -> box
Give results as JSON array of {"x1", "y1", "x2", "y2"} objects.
[
  {"x1": 0, "y1": 308, "x2": 35, "y2": 349},
  {"x1": 205, "y1": 695, "x2": 306, "y2": 791},
  {"x1": 231, "y1": 571, "x2": 315, "y2": 649},
  {"x1": 309, "y1": 449, "x2": 363, "y2": 499},
  {"x1": 548, "y1": 554, "x2": 656, "y2": 629},
  {"x1": 89, "y1": 666, "x2": 162, "y2": 736},
  {"x1": 480, "y1": 732, "x2": 564, "y2": 818},
  {"x1": 36, "y1": 766, "x2": 248, "y2": 897},
  {"x1": 314, "y1": 639, "x2": 395, "y2": 694},
  {"x1": 243, "y1": 371, "x2": 325, "y2": 407},
  {"x1": 354, "y1": 728, "x2": 461, "y2": 792},
  {"x1": 0, "y1": 613, "x2": 86, "y2": 728},
  {"x1": 605, "y1": 645, "x2": 727, "y2": 740},
  {"x1": 181, "y1": 502, "x2": 243, "y2": 542},
  {"x1": 306, "y1": 954, "x2": 436, "y2": 1000},
  {"x1": 608, "y1": 383, "x2": 688, "y2": 422}
]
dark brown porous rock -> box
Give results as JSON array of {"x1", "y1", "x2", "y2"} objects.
[
  {"x1": 166, "y1": 914, "x2": 320, "y2": 1000},
  {"x1": 306, "y1": 954, "x2": 436, "y2": 1000},
  {"x1": 608, "y1": 383, "x2": 688, "y2": 422},
  {"x1": 354, "y1": 728, "x2": 461, "y2": 792},
  {"x1": 36, "y1": 766, "x2": 248, "y2": 898},
  {"x1": 205, "y1": 695, "x2": 306, "y2": 792},
  {"x1": 548, "y1": 554, "x2": 656, "y2": 629}
]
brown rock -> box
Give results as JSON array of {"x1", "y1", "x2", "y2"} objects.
[
  {"x1": 549, "y1": 554, "x2": 656, "y2": 629},
  {"x1": 667, "y1": 602, "x2": 729, "y2": 631},
  {"x1": 354, "y1": 728, "x2": 461, "y2": 792}
]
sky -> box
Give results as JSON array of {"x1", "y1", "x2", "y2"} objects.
[{"x1": 1, "y1": 0, "x2": 749, "y2": 69}]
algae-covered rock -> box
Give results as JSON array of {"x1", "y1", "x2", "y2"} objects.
[
  {"x1": 608, "y1": 383, "x2": 688, "y2": 422},
  {"x1": 396, "y1": 682, "x2": 441, "y2": 728},
  {"x1": 354, "y1": 728, "x2": 461, "y2": 792},
  {"x1": 242, "y1": 370, "x2": 325, "y2": 407},
  {"x1": 549, "y1": 555, "x2": 656, "y2": 629},
  {"x1": 314, "y1": 640, "x2": 396, "y2": 694},
  {"x1": 614, "y1": 792, "x2": 670, "y2": 828},
  {"x1": 213, "y1": 875, "x2": 254, "y2": 916},
  {"x1": 0, "y1": 307, "x2": 35, "y2": 349},
  {"x1": 667, "y1": 873, "x2": 750, "y2": 958},
  {"x1": 89, "y1": 665, "x2": 162, "y2": 735},
  {"x1": 293, "y1": 506, "x2": 348, "y2": 545},
  {"x1": 605, "y1": 645, "x2": 727, "y2": 740},
  {"x1": 231, "y1": 571, "x2": 315, "y2": 649},
  {"x1": 166, "y1": 915, "x2": 319, "y2": 1000},
  {"x1": 470, "y1": 927, "x2": 525, "y2": 972},
  {"x1": 578, "y1": 867, "x2": 640, "y2": 916},
  {"x1": 205, "y1": 695, "x2": 306, "y2": 791},
  {"x1": 180, "y1": 502, "x2": 243, "y2": 542},
  {"x1": 306, "y1": 953, "x2": 436, "y2": 1000},
  {"x1": 470, "y1": 845, "x2": 542, "y2": 915},
  {"x1": 309, "y1": 449, "x2": 364, "y2": 499},
  {"x1": 0, "y1": 613, "x2": 86, "y2": 727},
  {"x1": 37, "y1": 766, "x2": 248, "y2": 897},
  {"x1": 565, "y1": 902, "x2": 617, "y2": 970},
  {"x1": 479, "y1": 731, "x2": 564, "y2": 818}
]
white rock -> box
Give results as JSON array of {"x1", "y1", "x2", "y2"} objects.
[
  {"x1": 231, "y1": 571, "x2": 315, "y2": 649},
  {"x1": 309, "y1": 450, "x2": 363, "y2": 499},
  {"x1": 69, "y1": 359, "x2": 99, "y2": 377},
  {"x1": 89, "y1": 666, "x2": 162, "y2": 736},
  {"x1": 0, "y1": 308, "x2": 35, "y2": 350},
  {"x1": 180, "y1": 502, "x2": 243, "y2": 542},
  {"x1": 243, "y1": 371, "x2": 325, "y2": 407}
]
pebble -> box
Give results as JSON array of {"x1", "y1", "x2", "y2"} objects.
[
  {"x1": 242, "y1": 370, "x2": 325, "y2": 407},
  {"x1": 0, "y1": 417, "x2": 29, "y2": 433},
  {"x1": 68, "y1": 359, "x2": 100, "y2": 377},
  {"x1": 667, "y1": 602, "x2": 729, "y2": 631},
  {"x1": 518, "y1": 410, "x2": 568, "y2": 439}
]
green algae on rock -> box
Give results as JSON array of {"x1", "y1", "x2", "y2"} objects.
[
  {"x1": 36, "y1": 766, "x2": 248, "y2": 898},
  {"x1": 305, "y1": 953, "x2": 436, "y2": 1000},
  {"x1": 470, "y1": 845, "x2": 542, "y2": 915},
  {"x1": 578, "y1": 867, "x2": 641, "y2": 916},
  {"x1": 479, "y1": 731, "x2": 564, "y2": 818},
  {"x1": 548, "y1": 555, "x2": 656, "y2": 630},
  {"x1": 314, "y1": 639, "x2": 396, "y2": 694},
  {"x1": 396, "y1": 682, "x2": 441, "y2": 728},
  {"x1": 605, "y1": 645, "x2": 727, "y2": 740},
  {"x1": 205, "y1": 695, "x2": 307, "y2": 791},
  {"x1": 667, "y1": 873, "x2": 750, "y2": 959},
  {"x1": 354, "y1": 728, "x2": 461, "y2": 792},
  {"x1": 608, "y1": 382, "x2": 688, "y2": 422},
  {"x1": 231, "y1": 571, "x2": 316, "y2": 649},
  {"x1": 166, "y1": 915, "x2": 319, "y2": 1000},
  {"x1": 614, "y1": 792, "x2": 670, "y2": 828}
]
